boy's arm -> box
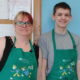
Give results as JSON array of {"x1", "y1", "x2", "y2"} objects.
[
  {"x1": 76, "y1": 37, "x2": 80, "y2": 80},
  {"x1": 37, "y1": 48, "x2": 42, "y2": 80},
  {"x1": 42, "y1": 58, "x2": 47, "y2": 80},
  {"x1": 77, "y1": 60, "x2": 80, "y2": 80},
  {"x1": 38, "y1": 35, "x2": 48, "y2": 80}
]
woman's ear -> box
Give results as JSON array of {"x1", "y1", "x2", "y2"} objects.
[
  {"x1": 32, "y1": 25, "x2": 34, "y2": 32},
  {"x1": 13, "y1": 23, "x2": 16, "y2": 32},
  {"x1": 13, "y1": 23, "x2": 16, "y2": 28}
]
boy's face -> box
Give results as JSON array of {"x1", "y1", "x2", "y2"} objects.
[{"x1": 52, "y1": 8, "x2": 72, "y2": 29}]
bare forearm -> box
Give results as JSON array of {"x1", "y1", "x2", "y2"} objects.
[
  {"x1": 37, "y1": 68, "x2": 42, "y2": 80},
  {"x1": 37, "y1": 48, "x2": 42, "y2": 80},
  {"x1": 77, "y1": 60, "x2": 80, "y2": 80},
  {"x1": 77, "y1": 70, "x2": 80, "y2": 80},
  {"x1": 42, "y1": 58, "x2": 47, "y2": 80},
  {"x1": 42, "y1": 72, "x2": 46, "y2": 80}
]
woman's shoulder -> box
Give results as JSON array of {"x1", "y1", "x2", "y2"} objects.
[
  {"x1": 0, "y1": 37, "x2": 6, "y2": 47},
  {"x1": 0, "y1": 37, "x2": 5, "y2": 41},
  {"x1": 0, "y1": 36, "x2": 14, "y2": 48},
  {"x1": 0, "y1": 37, "x2": 6, "y2": 59}
]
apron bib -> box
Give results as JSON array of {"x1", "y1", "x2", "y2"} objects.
[
  {"x1": 0, "y1": 37, "x2": 37, "y2": 80},
  {"x1": 46, "y1": 29, "x2": 77, "y2": 80}
]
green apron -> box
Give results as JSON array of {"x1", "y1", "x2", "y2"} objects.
[
  {"x1": 46, "y1": 29, "x2": 77, "y2": 80},
  {"x1": 0, "y1": 37, "x2": 37, "y2": 80}
]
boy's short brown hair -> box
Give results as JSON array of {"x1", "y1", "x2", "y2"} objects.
[{"x1": 53, "y1": 2, "x2": 71, "y2": 15}]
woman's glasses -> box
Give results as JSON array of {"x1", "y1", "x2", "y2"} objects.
[{"x1": 16, "y1": 22, "x2": 32, "y2": 27}]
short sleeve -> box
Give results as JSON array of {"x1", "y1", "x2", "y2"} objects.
[{"x1": 38, "y1": 36, "x2": 48, "y2": 59}]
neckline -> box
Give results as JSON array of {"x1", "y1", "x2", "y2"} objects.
[
  {"x1": 13, "y1": 37, "x2": 34, "y2": 52},
  {"x1": 55, "y1": 31, "x2": 68, "y2": 36}
]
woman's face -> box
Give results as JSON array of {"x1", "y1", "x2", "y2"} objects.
[{"x1": 14, "y1": 15, "x2": 33, "y2": 37}]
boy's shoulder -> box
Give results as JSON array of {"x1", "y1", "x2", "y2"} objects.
[
  {"x1": 70, "y1": 32, "x2": 80, "y2": 39},
  {"x1": 69, "y1": 32, "x2": 80, "y2": 43},
  {"x1": 40, "y1": 30, "x2": 52, "y2": 39}
]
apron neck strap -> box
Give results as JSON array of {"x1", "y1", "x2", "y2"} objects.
[
  {"x1": 12, "y1": 37, "x2": 16, "y2": 47},
  {"x1": 29, "y1": 39, "x2": 35, "y2": 51},
  {"x1": 14, "y1": 37, "x2": 16, "y2": 45},
  {"x1": 68, "y1": 31, "x2": 76, "y2": 49},
  {"x1": 52, "y1": 29, "x2": 56, "y2": 50},
  {"x1": 13, "y1": 37, "x2": 34, "y2": 51}
]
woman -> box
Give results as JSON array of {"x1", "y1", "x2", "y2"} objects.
[{"x1": 0, "y1": 11, "x2": 42, "y2": 80}]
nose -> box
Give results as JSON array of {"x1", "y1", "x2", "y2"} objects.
[
  {"x1": 23, "y1": 24, "x2": 26, "y2": 28},
  {"x1": 62, "y1": 15, "x2": 66, "y2": 19}
]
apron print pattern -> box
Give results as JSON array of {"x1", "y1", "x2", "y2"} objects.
[
  {"x1": 59, "y1": 60, "x2": 75, "y2": 79},
  {"x1": 10, "y1": 58, "x2": 34, "y2": 80}
]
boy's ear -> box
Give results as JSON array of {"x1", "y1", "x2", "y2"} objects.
[
  {"x1": 70, "y1": 15, "x2": 72, "y2": 21},
  {"x1": 52, "y1": 14, "x2": 55, "y2": 20}
]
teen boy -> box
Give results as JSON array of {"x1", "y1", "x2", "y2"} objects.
[{"x1": 39, "y1": 2, "x2": 80, "y2": 80}]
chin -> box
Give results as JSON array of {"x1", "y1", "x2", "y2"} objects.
[
  {"x1": 21, "y1": 33, "x2": 31, "y2": 36},
  {"x1": 59, "y1": 26, "x2": 67, "y2": 28},
  {"x1": 60, "y1": 23, "x2": 68, "y2": 27},
  {"x1": 58, "y1": 24, "x2": 67, "y2": 28}
]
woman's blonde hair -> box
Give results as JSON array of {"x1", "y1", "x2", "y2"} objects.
[{"x1": 13, "y1": 11, "x2": 33, "y2": 25}]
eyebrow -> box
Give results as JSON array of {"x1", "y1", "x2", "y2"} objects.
[{"x1": 58, "y1": 13, "x2": 70, "y2": 15}]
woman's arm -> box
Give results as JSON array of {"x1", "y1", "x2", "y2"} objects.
[
  {"x1": 37, "y1": 48, "x2": 42, "y2": 80},
  {"x1": 0, "y1": 37, "x2": 6, "y2": 61}
]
